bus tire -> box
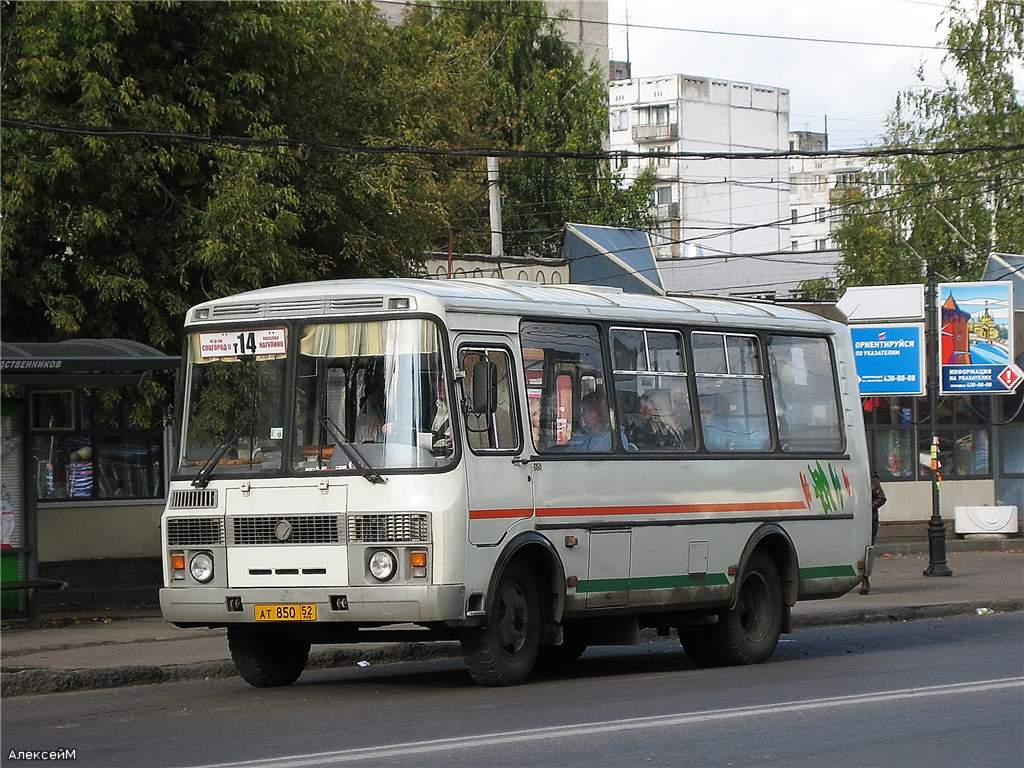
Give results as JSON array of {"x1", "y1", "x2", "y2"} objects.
[
  {"x1": 461, "y1": 562, "x2": 540, "y2": 686},
  {"x1": 228, "y1": 625, "x2": 310, "y2": 688},
  {"x1": 714, "y1": 550, "x2": 783, "y2": 665},
  {"x1": 534, "y1": 625, "x2": 588, "y2": 676},
  {"x1": 678, "y1": 627, "x2": 719, "y2": 668}
]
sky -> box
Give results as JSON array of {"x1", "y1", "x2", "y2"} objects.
[
  {"x1": 605, "y1": 0, "x2": 963, "y2": 149},
  {"x1": 940, "y1": 284, "x2": 1013, "y2": 323}
]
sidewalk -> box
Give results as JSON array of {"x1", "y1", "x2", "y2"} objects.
[{"x1": 2, "y1": 547, "x2": 1021, "y2": 697}]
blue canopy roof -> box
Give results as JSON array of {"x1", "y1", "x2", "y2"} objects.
[{"x1": 562, "y1": 223, "x2": 664, "y2": 296}]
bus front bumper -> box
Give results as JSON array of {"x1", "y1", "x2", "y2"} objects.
[{"x1": 159, "y1": 584, "x2": 465, "y2": 625}]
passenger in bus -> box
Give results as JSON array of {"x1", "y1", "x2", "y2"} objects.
[
  {"x1": 630, "y1": 390, "x2": 689, "y2": 450},
  {"x1": 565, "y1": 390, "x2": 631, "y2": 452},
  {"x1": 356, "y1": 369, "x2": 388, "y2": 443},
  {"x1": 699, "y1": 394, "x2": 732, "y2": 451}
]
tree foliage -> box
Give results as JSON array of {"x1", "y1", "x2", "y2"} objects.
[
  {"x1": 3, "y1": 0, "x2": 653, "y2": 360},
  {"x1": 2, "y1": 1, "x2": 498, "y2": 350},
  {"x1": 811, "y1": 0, "x2": 1023, "y2": 297}
]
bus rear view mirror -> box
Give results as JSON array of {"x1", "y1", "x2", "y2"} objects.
[{"x1": 471, "y1": 360, "x2": 498, "y2": 414}]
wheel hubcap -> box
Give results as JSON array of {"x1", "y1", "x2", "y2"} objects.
[
  {"x1": 495, "y1": 582, "x2": 529, "y2": 655},
  {"x1": 738, "y1": 572, "x2": 770, "y2": 641}
]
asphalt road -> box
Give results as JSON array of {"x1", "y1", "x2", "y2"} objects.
[{"x1": 3, "y1": 613, "x2": 1022, "y2": 768}]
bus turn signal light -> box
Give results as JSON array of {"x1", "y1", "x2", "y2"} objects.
[{"x1": 409, "y1": 551, "x2": 427, "y2": 568}]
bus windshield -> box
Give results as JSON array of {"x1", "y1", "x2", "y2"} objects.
[
  {"x1": 179, "y1": 328, "x2": 289, "y2": 475},
  {"x1": 293, "y1": 318, "x2": 454, "y2": 472}
]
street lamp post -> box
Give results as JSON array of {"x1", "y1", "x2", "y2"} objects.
[{"x1": 924, "y1": 260, "x2": 953, "y2": 577}]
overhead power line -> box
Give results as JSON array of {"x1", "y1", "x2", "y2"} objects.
[
  {"x1": 4, "y1": 118, "x2": 1023, "y2": 162},
  {"x1": 375, "y1": 0, "x2": 1021, "y2": 54}
]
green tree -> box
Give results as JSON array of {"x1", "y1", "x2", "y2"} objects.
[
  {"x1": 401, "y1": 0, "x2": 656, "y2": 258},
  {"x1": 809, "y1": 0, "x2": 1023, "y2": 297},
  {"x1": 1, "y1": 0, "x2": 486, "y2": 350}
]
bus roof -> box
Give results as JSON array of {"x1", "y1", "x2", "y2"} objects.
[{"x1": 188, "y1": 278, "x2": 838, "y2": 332}]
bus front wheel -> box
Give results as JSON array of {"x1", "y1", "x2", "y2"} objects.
[
  {"x1": 461, "y1": 562, "x2": 541, "y2": 686},
  {"x1": 228, "y1": 625, "x2": 310, "y2": 688},
  {"x1": 714, "y1": 550, "x2": 783, "y2": 665}
]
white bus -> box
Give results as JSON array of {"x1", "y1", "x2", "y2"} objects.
[{"x1": 161, "y1": 279, "x2": 872, "y2": 687}]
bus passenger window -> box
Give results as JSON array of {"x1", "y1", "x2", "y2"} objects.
[
  {"x1": 768, "y1": 336, "x2": 843, "y2": 453},
  {"x1": 610, "y1": 328, "x2": 694, "y2": 452},
  {"x1": 693, "y1": 331, "x2": 771, "y2": 452},
  {"x1": 520, "y1": 322, "x2": 613, "y2": 453},
  {"x1": 460, "y1": 348, "x2": 519, "y2": 452}
]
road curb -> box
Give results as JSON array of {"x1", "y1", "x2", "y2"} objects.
[
  {"x1": 1, "y1": 641, "x2": 462, "y2": 699},
  {"x1": 791, "y1": 598, "x2": 1024, "y2": 628},
  {"x1": 3, "y1": 603, "x2": 1021, "y2": 698}
]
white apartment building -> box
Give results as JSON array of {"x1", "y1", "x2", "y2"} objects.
[
  {"x1": 788, "y1": 130, "x2": 869, "y2": 253},
  {"x1": 784, "y1": 130, "x2": 872, "y2": 288},
  {"x1": 608, "y1": 74, "x2": 791, "y2": 295}
]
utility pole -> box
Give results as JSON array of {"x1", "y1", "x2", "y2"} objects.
[
  {"x1": 486, "y1": 156, "x2": 504, "y2": 259},
  {"x1": 923, "y1": 260, "x2": 953, "y2": 577}
]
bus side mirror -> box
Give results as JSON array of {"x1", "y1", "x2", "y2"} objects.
[{"x1": 471, "y1": 360, "x2": 498, "y2": 414}]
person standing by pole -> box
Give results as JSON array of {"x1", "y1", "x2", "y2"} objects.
[{"x1": 861, "y1": 471, "x2": 886, "y2": 595}]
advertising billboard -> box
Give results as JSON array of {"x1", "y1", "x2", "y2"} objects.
[
  {"x1": 850, "y1": 324, "x2": 926, "y2": 396},
  {"x1": 938, "y1": 281, "x2": 1021, "y2": 394}
]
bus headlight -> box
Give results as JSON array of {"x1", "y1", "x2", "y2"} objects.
[
  {"x1": 190, "y1": 552, "x2": 215, "y2": 583},
  {"x1": 368, "y1": 549, "x2": 397, "y2": 582}
]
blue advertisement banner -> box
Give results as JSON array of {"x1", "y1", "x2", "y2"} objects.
[
  {"x1": 851, "y1": 324, "x2": 926, "y2": 396},
  {"x1": 938, "y1": 281, "x2": 1020, "y2": 395}
]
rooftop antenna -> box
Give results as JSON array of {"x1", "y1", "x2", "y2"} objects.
[{"x1": 625, "y1": 0, "x2": 631, "y2": 69}]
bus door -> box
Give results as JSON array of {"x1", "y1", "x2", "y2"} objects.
[
  {"x1": 519, "y1": 321, "x2": 632, "y2": 608},
  {"x1": 456, "y1": 336, "x2": 533, "y2": 546}
]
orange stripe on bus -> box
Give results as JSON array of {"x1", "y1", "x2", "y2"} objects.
[
  {"x1": 470, "y1": 501, "x2": 808, "y2": 520},
  {"x1": 469, "y1": 508, "x2": 533, "y2": 520}
]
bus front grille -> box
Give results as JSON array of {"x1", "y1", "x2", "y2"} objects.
[
  {"x1": 169, "y1": 489, "x2": 218, "y2": 509},
  {"x1": 230, "y1": 515, "x2": 342, "y2": 545},
  {"x1": 348, "y1": 513, "x2": 430, "y2": 543},
  {"x1": 167, "y1": 517, "x2": 225, "y2": 547}
]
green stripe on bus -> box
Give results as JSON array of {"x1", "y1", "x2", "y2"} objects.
[
  {"x1": 799, "y1": 565, "x2": 858, "y2": 580},
  {"x1": 575, "y1": 573, "x2": 730, "y2": 593}
]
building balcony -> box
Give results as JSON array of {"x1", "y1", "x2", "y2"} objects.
[{"x1": 632, "y1": 123, "x2": 678, "y2": 143}]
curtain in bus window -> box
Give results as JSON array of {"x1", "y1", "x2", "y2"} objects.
[
  {"x1": 768, "y1": 336, "x2": 843, "y2": 453},
  {"x1": 520, "y1": 322, "x2": 611, "y2": 453},
  {"x1": 299, "y1": 320, "x2": 437, "y2": 358}
]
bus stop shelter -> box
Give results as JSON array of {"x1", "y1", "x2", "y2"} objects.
[{"x1": 1, "y1": 339, "x2": 179, "y2": 621}]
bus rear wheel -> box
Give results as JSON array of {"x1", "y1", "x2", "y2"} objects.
[
  {"x1": 461, "y1": 562, "x2": 540, "y2": 686},
  {"x1": 714, "y1": 551, "x2": 783, "y2": 665},
  {"x1": 228, "y1": 625, "x2": 310, "y2": 688}
]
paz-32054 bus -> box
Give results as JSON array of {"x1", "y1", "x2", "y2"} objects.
[{"x1": 161, "y1": 279, "x2": 872, "y2": 687}]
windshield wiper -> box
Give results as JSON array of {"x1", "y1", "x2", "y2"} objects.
[
  {"x1": 318, "y1": 416, "x2": 385, "y2": 484},
  {"x1": 191, "y1": 423, "x2": 245, "y2": 488}
]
